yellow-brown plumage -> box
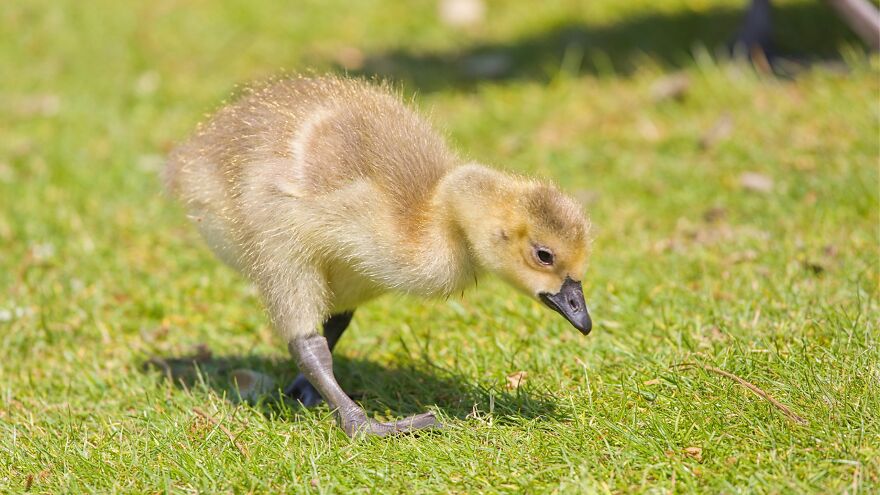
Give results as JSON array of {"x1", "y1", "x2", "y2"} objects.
[{"x1": 165, "y1": 75, "x2": 592, "y2": 436}]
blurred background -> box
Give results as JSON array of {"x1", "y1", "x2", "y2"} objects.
[{"x1": 1, "y1": 0, "x2": 878, "y2": 492}]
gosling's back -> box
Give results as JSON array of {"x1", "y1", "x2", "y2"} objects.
[
  {"x1": 166, "y1": 77, "x2": 455, "y2": 218},
  {"x1": 164, "y1": 77, "x2": 469, "y2": 301}
]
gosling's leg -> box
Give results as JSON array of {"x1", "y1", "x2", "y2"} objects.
[
  {"x1": 285, "y1": 311, "x2": 354, "y2": 405},
  {"x1": 289, "y1": 334, "x2": 438, "y2": 437}
]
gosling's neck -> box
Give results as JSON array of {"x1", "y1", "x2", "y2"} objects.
[{"x1": 410, "y1": 164, "x2": 513, "y2": 296}]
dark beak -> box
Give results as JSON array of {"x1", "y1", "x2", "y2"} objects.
[{"x1": 539, "y1": 276, "x2": 592, "y2": 335}]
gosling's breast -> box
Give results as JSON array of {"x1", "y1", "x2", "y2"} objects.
[{"x1": 325, "y1": 261, "x2": 386, "y2": 312}]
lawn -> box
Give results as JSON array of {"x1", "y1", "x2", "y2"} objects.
[{"x1": 1, "y1": 0, "x2": 878, "y2": 492}]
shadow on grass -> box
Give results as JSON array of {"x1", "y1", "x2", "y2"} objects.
[
  {"x1": 335, "y1": 2, "x2": 859, "y2": 92},
  {"x1": 141, "y1": 349, "x2": 561, "y2": 423}
]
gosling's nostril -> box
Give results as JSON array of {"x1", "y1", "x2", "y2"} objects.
[{"x1": 568, "y1": 298, "x2": 579, "y2": 311}]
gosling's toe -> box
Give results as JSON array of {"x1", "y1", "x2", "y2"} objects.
[{"x1": 343, "y1": 411, "x2": 441, "y2": 438}]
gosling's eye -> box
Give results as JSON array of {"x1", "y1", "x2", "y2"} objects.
[{"x1": 535, "y1": 247, "x2": 554, "y2": 266}]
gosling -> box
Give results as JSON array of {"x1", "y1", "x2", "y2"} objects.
[{"x1": 165, "y1": 76, "x2": 592, "y2": 437}]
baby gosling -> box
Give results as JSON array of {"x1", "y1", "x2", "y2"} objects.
[{"x1": 165, "y1": 76, "x2": 592, "y2": 437}]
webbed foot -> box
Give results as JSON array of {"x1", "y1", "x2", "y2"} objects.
[
  {"x1": 339, "y1": 407, "x2": 439, "y2": 438},
  {"x1": 289, "y1": 333, "x2": 439, "y2": 438},
  {"x1": 284, "y1": 373, "x2": 323, "y2": 407}
]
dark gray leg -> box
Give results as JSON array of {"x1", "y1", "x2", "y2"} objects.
[
  {"x1": 732, "y1": 0, "x2": 774, "y2": 58},
  {"x1": 285, "y1": 311, "x2": 354, "y2": 405},
  {"x1": 289, "y1": 334, "x2": 438, "y2": 437}
]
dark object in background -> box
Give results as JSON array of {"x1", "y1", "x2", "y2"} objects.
[{"x1": 734, "y1": 0, "x2": 880, "y2": 58}]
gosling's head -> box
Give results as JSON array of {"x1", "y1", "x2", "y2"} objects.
[{"x1": 460, "y1": 175, "x2": 592, "y2": 334}]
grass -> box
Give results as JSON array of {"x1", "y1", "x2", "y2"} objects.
[{"x1": 1, "y1": 0, "x2": 878, "y2": 492}]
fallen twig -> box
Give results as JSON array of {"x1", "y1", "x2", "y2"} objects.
[
  {"x1": 675, "y1": 362, "x2": 807, "y2": 425},
  {"x1": 192, "y1": 407, "x2": 249, "y2": 457}
]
